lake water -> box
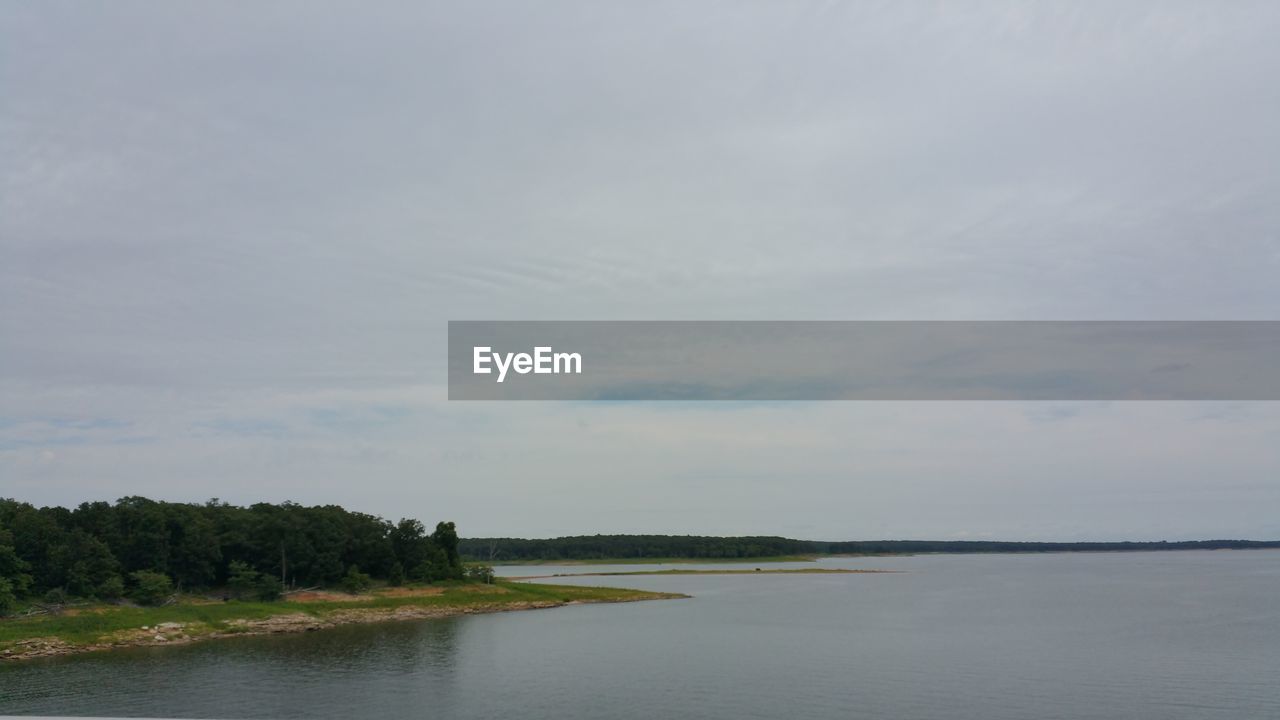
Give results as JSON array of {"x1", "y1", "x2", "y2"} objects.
[{"x1": 3, "y1": 550, "x2": 1279, "y2": 719}]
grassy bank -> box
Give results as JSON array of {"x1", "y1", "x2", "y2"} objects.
[{"x1": 0, "y1": 581, "x2": 681, "y2": 660}]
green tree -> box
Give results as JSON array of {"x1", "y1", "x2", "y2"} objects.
[
  {"x1": 0, "y1": 500, "x2": 67, "y2": 593},
  {"x1": 390, "y1": 518, "x2": 429, "y2": 571},
  {"x1": 408, "y1": 544, "x2": 441, "y2": 582},
  {"x1": 342, "y1": 512, "x2": 397, "y2": 577},
  {"x1": 71, "y1": 501, "x2": 122, "y2": 553},
  {"x1": 96, "y1": 575, "x2": 125, "y2": 599},
  {"x1": 387, "y1": 561, "x2": 405, "y2": 587},
  {"x1": 252, "y1": 574, "x2": 283, "y2": 601},
  {"x1": 431, "y1": 521, "x2": 463, "y2": 579},
  {"x1": 2, "y1": 496, "x2": 465, "y2": 597},
  {"x1": 47, "y1": 529, "x2": 120, "y2": 598},
  {"x1": 226, "y1": 560, "x2": 260, "y2": 600},
  {"x1": 0, "y1": 577, "x2": 17, "y2": 617},
  {"x1": 165, "y1": 504, "x2": 221, "y2": 588},
  {"x1": 340, "y1": 565, "x2": 373, "y2": 594},
  {"x1": 114, "y1": 497, "x2": 172, "y2": 575},
  {"x1": 0, "y1": 524, "x2": 34, "y2": 598},
  {"x1": 226, "y1": 560, "x2": 281, "y2": 601},
  {"x1": 128, "y1": 570, "x2": 173, "y2": 606}
]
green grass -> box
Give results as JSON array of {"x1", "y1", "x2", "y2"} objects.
[
  {"x1": 0, "y1": 601, "x2": 285, "y2": 646},
  {"x1": 0, "y1": 581, "x2": 677, "y2": 651}
]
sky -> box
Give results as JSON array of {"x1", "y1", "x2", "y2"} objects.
[{"x1": 3, "y1": 1, "x2": 1279, "y2": 541}]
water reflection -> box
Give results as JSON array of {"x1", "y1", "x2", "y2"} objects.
[{"x1": 1, "y1": 617, "x2": 466, "y2": 718}]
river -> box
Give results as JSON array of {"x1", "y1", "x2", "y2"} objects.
[{"x1": 3, "y1": 550, "x2": 1278, "y2": 719}]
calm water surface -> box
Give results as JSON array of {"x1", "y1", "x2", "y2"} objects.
[{"x1": 2, "y1": 550, "x2": 1278, "y2": 719}]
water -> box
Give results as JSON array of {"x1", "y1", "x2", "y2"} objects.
[{"x1": 3, "y1": 551, "x2": 1279, "y2": 719}]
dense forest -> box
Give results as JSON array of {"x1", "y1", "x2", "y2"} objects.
[
  {"x1": 459, "y1": 535, "x2": 1280, "y2": 562},
  {"x1": 0, "y1": 497, "x2": 466, "y2": 614}
]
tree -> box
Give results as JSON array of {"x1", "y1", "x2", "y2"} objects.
[
  {"x1": 114, "y1": 497, "x2": 172, "y2": 576},
  {"x1": 227, "y1": 560, "x2": 260, "y2": 600},
  {"x1": 0, "y1": 524, "x2": 33, "y2": 598},
  {"x1": 390, "y1": 518, "x2": 429, "y2": 572},
  {"x1": 47, "y1": 530, "x2": 120, "y2": 598},
  {"x1": 342, "y1": 512, "x2": 397, "y2": 577},
  {"x1": 253, "y1": 575, "x2": 283, "y2": 601},
  {"x1": 0, "y1": 500, "x2": 68, "y2": 593},
  {"x1": 340, "y1": 565, "x2": 372, "y2": 594},
  {"x1": 387, "y1": 561, "x2": 405, "y2": 587},
  {"x1": 227, "y1": 560, "x2": 281, "y2": 601},
  {"x1": 0, "y1": 496, "x2": 465, "y2": 599},
  {"x1": 431, "y1": 521, "x2": 463, "y2": 579},
  {"x1": 128, "y1": 570, "x2": 173, "y2": 606},
  {"x1": 413, "y1": 544, "x2": 452, "y2": 583},
  {"x1": 166, "y1": 504, "x2": 221, "y2": 588},
  {"x1": 97, "y1": 575, "x2": 125, "y2": 599},
  {"x1": 0, "y1": 577, "x2": 17, "y2": 617}
]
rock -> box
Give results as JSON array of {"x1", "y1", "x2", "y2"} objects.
[
  {"x1": 141, "y1": 626, "x2": 149, "y2": 630},
  {"x1": 153, "y1": 634, "x2": 167, "y2": 642},
  {"x1": 157, "y1": 622, "x2": 183, "y2": 631}
]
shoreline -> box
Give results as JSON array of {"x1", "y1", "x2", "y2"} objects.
[{"x1": 0, "y1": 582, "x2": 684, "y2": 663}]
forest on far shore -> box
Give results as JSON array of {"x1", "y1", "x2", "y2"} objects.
[
  {"x1": 0, "y1": 497, "x2": 470, "y2": 615},
  {"x1": 459, "y1": 535, "x2": 1280, "y2": 562}
]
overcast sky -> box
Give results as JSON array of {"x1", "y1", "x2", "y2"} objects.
[{"x1": 3, "y1": 1, "x2": 1279, "y2": 541}]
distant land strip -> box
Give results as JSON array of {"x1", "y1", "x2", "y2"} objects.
[
  {"x1": 459, "y1": 536, "x2": 1280, "y2": 564},
  {"x1": 512, "y1": 568, "x2": 897, "y2": 580}
]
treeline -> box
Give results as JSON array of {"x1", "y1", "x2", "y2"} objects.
[
  {"x1": 460, "y1": 535, "x2": 814, "y2": 561},
  {"x1": 0, "y1": 497, "x2": 465, "y2": 613},
  {"x1": 817, "y1": 539, "x2": 1280, "y2": 554},
  {"x1": 459, "y1": 535, "x2": 1280, "y2": 562}
]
